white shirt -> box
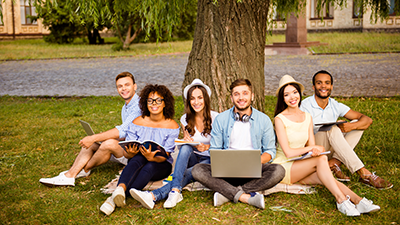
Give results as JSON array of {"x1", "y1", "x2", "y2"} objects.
[
  {"x1": 180, "y1": 111, "x2": 219, "y2": 156},
  {"x1": 300, "y1": 95, "x2": 350, "y2": 134},
  {"x1": 229, "y1": 120, "x2": 254, "y2": 150}
]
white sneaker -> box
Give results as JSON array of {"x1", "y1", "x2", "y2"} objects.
[
  {"x1": 247, "y1": 192, "x2": 265, "y2": 209},
  {"x1": 112, "y1": 186, "x2": 126, "y2": 207},
  {"x1": 356, "y1": 198, "x2": 380, "y2": 213},
  {"x1": 163, "y1": 191, "x2": 183, "y2": 208},
  {"x1": 39, "y1": 173, "x2": 75, "y2": 187},
  {"x1": 60, "y1": 169, "x2": 91, "y2": 179},
  {"x1": 337, "y1": 196, "x2": 360, "y2": 216},
  {"x1": 100, "y1": 196, "x2": 115, "y2": 216},
  {"x1": 129, "y1": 188, "x2": 155, "y2": 209},
  {"x1": 213, "y1": 192, "x2": 230, "y2": 207}
]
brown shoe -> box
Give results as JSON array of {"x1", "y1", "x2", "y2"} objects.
[
  {"x1": 359, "y1": 173, "x2": 393, "y2": 190},
  {"x1": 330, "y1": 164, "x2": 350, "y2": 182}
]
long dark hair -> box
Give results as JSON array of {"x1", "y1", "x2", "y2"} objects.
[
  {"x1": 274, "y1": 83, "x2": 303, "y2": 117},
  {"x1": 139, "y1": 84, "x2": 175, "y2": 120},
  {"x1": 185, "y1": 86, "x2": 212, "y2": 136}
]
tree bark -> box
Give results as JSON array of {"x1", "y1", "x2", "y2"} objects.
[{"x1": 183, "y1": 0, "x2": 269, "y2": 113}]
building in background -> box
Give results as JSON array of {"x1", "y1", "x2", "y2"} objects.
[
  {"x1": 271, "y1": 0, "x2": 399, "y2": 32},
  {"x1": 0, "y1": 0, "x2": 49, "y2": 39}
]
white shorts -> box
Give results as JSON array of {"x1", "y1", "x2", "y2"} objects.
[{"x1": 109, "y1": 155, "x2": 128, "y2": 166}]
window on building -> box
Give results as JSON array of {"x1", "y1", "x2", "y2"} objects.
[
  {"x1": 310, "y1": 0, "x2": 334, "y2": 19},
  {"x1": 20, "y1": 0, "x2": 37, "y2": 25},
  {"x1": 353, "y1": 0, "x2": 363, "y2": 18},
  {"x1": 0, "y1": 2, "x2": 3, "y2": 26},
  {"x1": 389, "y1": 0, "x2": 396, "y2": 15}
]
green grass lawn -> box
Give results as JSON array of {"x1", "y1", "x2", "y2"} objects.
[
  {"x1": 0, "y1": 95, "x2": 399, "y2": 224},
  {"x1": 1, "y1": 32, "x2": 399, "y2": 60},
  {"x1": 0, "y1": 37, "x2": 193, "y2": 60}
]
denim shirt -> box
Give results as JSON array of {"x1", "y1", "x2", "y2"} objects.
[
  {"x1": 210, "y1": 107, "x2": 276, "y2": 162},
  {"x1": 116, "y1": 94, "x2": 141, "y2": 139}
]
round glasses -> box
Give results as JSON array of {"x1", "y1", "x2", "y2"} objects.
[{"x1": 147, "y1": 98, "x2": 164, "y2": 105}]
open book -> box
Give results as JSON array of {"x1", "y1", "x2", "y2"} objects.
[
  {"x1": 174, "y1": 139, "x2": 200, "y2": 146},
  {"x1": 315, "y1": 121, "x2": 347, "y2": 132},
  {"x1": 118, "y1": 140, "x2": 168, "y2": 158},
  {"x1": 287, "y1": 151, "x2": 331, "y2": 162}
]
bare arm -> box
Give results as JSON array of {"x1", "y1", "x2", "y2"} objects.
[
  {"x1": 338, "y1": 109, "x2": 372, "y2": 133},
  {"x1": 275, "y1": 117, "x2": 324, "y2": 158},
  {"x1": 79, "y1": 128, "x2": 120, "y2": 148},
  {"x1": 261, "y1": 152, "x2": 272, "y2": 164}
]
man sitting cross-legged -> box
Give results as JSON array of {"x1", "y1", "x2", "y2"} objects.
[
  {"x1": 39, "y1": 72, "x2": 141, "y2": 187},
  {"x1": 191, "y1": 79, "x2": 285, "y2": 209}
]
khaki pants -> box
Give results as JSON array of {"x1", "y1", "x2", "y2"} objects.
[{"x1": 315, "y1": 125, "x2": 364, "y2": 174}]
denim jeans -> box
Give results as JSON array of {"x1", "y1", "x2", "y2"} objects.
[
  {"x1": 152, "y1": 144, "x2": 210, "y2": 201},
  {"x1": 192, "y1": 163, "x2": 285, "y2": 203},
  {"x1": 118, "y1": 154, "x2": 172, "y2": 195}
]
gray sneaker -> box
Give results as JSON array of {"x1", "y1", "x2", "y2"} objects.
[
  {"x1": 247, "y1": 192, "x2": 265, "y2": 209},
  {"x1": 213, "y1": 192, "x2": 230, "y2": 207}
]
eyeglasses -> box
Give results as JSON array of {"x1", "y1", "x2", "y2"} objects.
[{"x1": 147, "y1": 98, "x2": 164, "y2": 105}]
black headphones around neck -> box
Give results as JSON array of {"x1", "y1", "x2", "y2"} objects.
[{"x1": 234, "y1": 112, "x2": 250, "y2": 123}]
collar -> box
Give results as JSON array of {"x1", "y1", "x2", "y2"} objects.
[
  {"x1": 311, "y1": 94, "x2": 332, "y2": 110},
  {"x1": 126, "y1": 93, "x2": 139, "y2": 108}
]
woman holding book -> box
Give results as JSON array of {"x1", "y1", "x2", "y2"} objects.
[
  {"x1": 130, "y1": 79, "x2": 218, "y2": 209},
  {"x1": 272, "y1": 75, "x2": 380, "y2": 216},
  {"x1": 100, "y1": 84, "x2": 179, "y2": 215}
]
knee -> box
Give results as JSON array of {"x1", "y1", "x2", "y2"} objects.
[
  {"x1": 318, "y1": 154, "x2": 328, "y2": 162},
  {"x1": 273, "y1": 164, "x2": 286, "y2": 180},
  {"x1": 98, "y1": 139, "x2": 117, "y2": 152},
  {"x1": 179, "y1": 145, "x2": 194, "y2": 154},
  {"x1": 191, "y1": 164, "x2": 208, "y2": 181}
]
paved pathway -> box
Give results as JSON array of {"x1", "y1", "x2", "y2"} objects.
[{"x1": 0, "y1": 53, "x2": 399, "y2": 97}]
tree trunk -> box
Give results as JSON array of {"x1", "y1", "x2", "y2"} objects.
[{"x1": 183, "y1": 0, "x2": 269, "y2": 113}]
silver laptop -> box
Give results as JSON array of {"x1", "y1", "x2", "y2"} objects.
[
  {"x1": 79, "y1": 120, "x2": 101, "y2": 144},
  {"x1": 210, "y1": 149, "x2": 262, "y2": 178}
]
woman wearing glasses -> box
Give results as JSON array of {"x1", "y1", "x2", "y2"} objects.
[
  {"x1": 130, "y1": 79, "x2": 218, "y2": 209},
  {"x1": 100, "y1": 84, "x2": 179, "y2": 215}
]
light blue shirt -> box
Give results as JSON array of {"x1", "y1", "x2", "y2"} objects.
[
  {"x1": 210, "y1": 107, "x2": 276, "y2": 162},
  {"x1": 300, "y1": 95, "x2": 350, "y2": 134},
  {"x1": 116, "y1": 94, "x2": 141, "y2": 139},
  {"x1": 126, "y1": 123, "x2": 180, "y2": 164}
]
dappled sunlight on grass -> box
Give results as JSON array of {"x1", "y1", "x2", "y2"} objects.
[{"x1": 0, "y1": 96, "x2": 399, "y2": 224}]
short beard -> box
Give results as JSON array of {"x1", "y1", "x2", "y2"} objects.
[
  {"x1": 315, "y1": 90, "x2": 331, "y2": 99},
  {"x1": 234, "y1": 103, "x2": 251, "y2": 112}
]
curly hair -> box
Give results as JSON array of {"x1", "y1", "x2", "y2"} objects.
[
  {"x1": 139, "y1": 84, "x2": 175, "y2": 120},
  {"x1": 184, "y1": 86, "x2": 212, "y2": 136},
  {"x1": 274, "y1": 83, "x2": 303, "y2": 117}
]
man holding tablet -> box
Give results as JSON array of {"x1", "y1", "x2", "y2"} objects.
[{"x1": 300, "y1": 70, "x2": 392, "y2": 190}]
